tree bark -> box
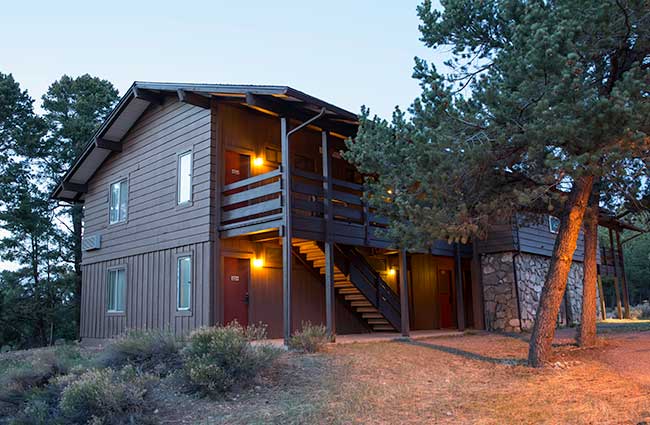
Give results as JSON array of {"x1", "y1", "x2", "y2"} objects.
[
  {"x1": 72, "y1": 203, "x2": 83, "y2": 340},
  {"x1": 578, "y1": 188, "x2": 599, "y2": 347},
  {"x1": 528, "y1": 175, "x2": 594, "y2": 367}
]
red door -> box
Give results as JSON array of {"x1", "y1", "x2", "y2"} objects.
[
  {"x1": 224, "y1": 151, "x2": 250, "y2": 186},
  {"x1": 437, "y1": 268, "x2": 455, "y2": 328},
  {"x1": 223, "y1": 257, "x2": 250, "y2": 327}
]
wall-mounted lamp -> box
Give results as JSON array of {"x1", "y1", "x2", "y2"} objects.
[
  {"x1": 387, "y1": 267, "x2": 396, "y2": 276},
  {"x1": 253, "y1": 157, "x2": 264, "y2": 167},
  {"x1": 252, "y1": 258, "x2": 264, "y2": 268}
]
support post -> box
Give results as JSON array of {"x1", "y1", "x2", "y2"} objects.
[
  {"x1": 281, "y1": 117, "x2": 293, "y2": 344},
  {"x1": 454, "y1": 243, "x2": 466, "y2": 331},
  {"x1": 615, "y1": 229, "x2": 631, "y2": 318},
  {"x1": 470, "y1": 240, "x2": 485, "y2": 329},
  {"x1": 608, "y1": 228, "x2": 623, "y2": 320},
  {"x1": 322, "y1": 131, "x2": 335, "y2": 341},
  {"x1": 398, "y1": 250, "x2": 410, "y2": 337},
  {"x1": 596, "y1": 270, "x2": 607, "y2": 320}
]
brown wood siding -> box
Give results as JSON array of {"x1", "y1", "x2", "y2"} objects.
[
  {"x1": 82, "y1": 97, "x2": 212, "y2": 265},
  {"x1": 221, "y1": 237, "x2": 367, "y2": 338},
  {"x1": 476, "y1": 223, "x2": 518, "y2": 254},
  {"x1": 80, "y1": 242, "x2": 213, "y2": 339},
  {"x1": 515, "y1": 214, "x2": 586, "y2": 262}
]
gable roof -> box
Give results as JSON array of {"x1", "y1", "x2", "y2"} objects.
[{"x1": 52, "y1": 81, "x2": 359, "y2": 202}]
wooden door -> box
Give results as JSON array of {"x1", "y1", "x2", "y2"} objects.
[
  {"x1": 224, "y1": 151, "x2": 250, "y2": 185},
  {"x1": 223, "y1": 257, "x2": 250, "y2": 327},
  {"x1": 437, "y1": 268, "x2": 455, "y2": 328}
]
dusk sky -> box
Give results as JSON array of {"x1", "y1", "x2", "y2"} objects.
[{"x1": 0, "y1": 1, "x2": 447, "y2": 271}]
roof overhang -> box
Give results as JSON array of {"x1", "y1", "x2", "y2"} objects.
[{"x1": 52, "y1": 82, "x2": 359, "y2": 202}]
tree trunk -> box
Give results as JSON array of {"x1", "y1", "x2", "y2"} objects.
[
  {"x1": 72, "y1": 203, "x2": 83, "y2": 340},
  {"x1": 528, "y1": 175, "x2": 594, "y2": 367},
  {"x1": 578, "y1": 188, "x2": 598, "y2": 347}
]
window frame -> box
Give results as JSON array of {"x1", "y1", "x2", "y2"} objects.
[
  {"x1": 108, "y1": 178, "x2": 129, "y2": 225},
  {"x1": 106, "y1": 266, "x2": 127, "y2": 315},
  {"x1": 176, "y1": 254, "x2": 193, "y2": 313},
  {"x1": 549, "y1": 215, "x2": 560, "y2": 234},
  {"x1": 176, "y1": 150, "x2": 193, "y2": 206}
]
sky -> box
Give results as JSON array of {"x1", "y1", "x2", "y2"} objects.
[{"x1": 0, "y1": 0, "x2": 447, "y2": 272}]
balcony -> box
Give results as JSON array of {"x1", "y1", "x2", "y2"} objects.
[{"x1": 219, "y1": 167, "x2": 392, "y2": 248}]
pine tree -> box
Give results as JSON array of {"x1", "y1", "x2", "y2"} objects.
[
  {"x1": 37, "y1": 74, "x2": 119, "y2": 337},
  {"x1": 346, "y1": 0, "x2": 650, "y2": 366}
]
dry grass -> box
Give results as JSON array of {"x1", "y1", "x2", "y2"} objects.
[{"x1": 148, "y1": 326, "x2": 650, "y2": 424}]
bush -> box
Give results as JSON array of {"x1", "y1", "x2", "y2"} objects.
[
  {"x1": 58, "y1": 366, "x2": 155, "y2": 425},
  {"x1": 95, "y1": 329, "x2": 183, "y2": 374},
  {"x1": 182, "y1": 322, "x2": 281, "y2": 395},
  {"x1": 629, "y1": 302, "x2": 650, "y2": 320},
  {"x1": 0, "y1": 347, "x2": 81, "y2": 409},
  {"x1": 288, "y1": 322, "x2": 329, "y2": 353}
]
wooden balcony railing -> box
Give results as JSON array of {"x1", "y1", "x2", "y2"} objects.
[{"x1": 219, "y1": 167, "x2": 391, "y2": 247}]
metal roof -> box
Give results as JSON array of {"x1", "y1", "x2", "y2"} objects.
[{"x1": 52, "y1": 81, "x2": 359, "y2": 202}]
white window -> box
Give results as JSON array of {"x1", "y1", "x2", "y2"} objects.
[
  {"x1": 549, "y1": 216, "x2": 560, "y2": 234},
  {"x1": 177, "y1": 151, "x2": 192, "y2": 205},
  {"x1": 109, "y1": 180, "x2": 128, "y2": 224},
  {"x1": 107, "y1": 268, "x2": 126, "y2": 313},
  {"x1": 177, "y1": 256, "x2": 192, "y2": 310}
]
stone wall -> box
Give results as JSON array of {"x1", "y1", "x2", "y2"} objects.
[
  {"x1": 482, "y1": 252, "x2": 599, "y2": 332},
  {"x1": 481, "y1": 253, "x2": 521, "y2": 332},
  {"x1": 515, "y1": 253, "x2": 584, "y2": 330}
]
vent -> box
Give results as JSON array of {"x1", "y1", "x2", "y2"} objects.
[{"x1": 82, "y1": 234, "x2": 102, "y2": 251}]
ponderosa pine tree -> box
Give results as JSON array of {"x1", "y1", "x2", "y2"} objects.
[
  {"x1": 37, "y1": 75, "x2": 119, "y2": 338},
  {"x1": 345, "y1": 0, "x2": 650, "y2": 366}
]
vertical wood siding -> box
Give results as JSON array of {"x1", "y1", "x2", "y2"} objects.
[{"x1": 80, "y1": 242, "x2": 213, "y2": 339}]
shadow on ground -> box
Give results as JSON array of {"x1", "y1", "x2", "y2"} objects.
[{"x1": 401, "y1": 339, "x2": 525, "y2": 365}]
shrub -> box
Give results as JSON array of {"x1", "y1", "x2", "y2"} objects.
[
  {"x1": 0, "y1": 347, "x2": 81, "y2": 409},
  {"x1": 629, "y1": 302, "x2": 650, "y2": 320},
  {"x1": 95, "y1": 329, "x2": 183, "y2": 374},
  {"x1": 288, "y1": 322, "x2": 329, "y2": 353},
  {"x1": 58, "y1": 366, "x2": 155, "y2": 425},
  {"x1": 182, "y1": 322, "x2": 281, "y2": 395}
]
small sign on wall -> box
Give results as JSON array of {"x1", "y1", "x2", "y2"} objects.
[
  {"x1": 230, "y1": 275, "x2": 240, "y2": 282},
  {"x1": 231, "y1": 169, "x2": 240, "y2": 176}
]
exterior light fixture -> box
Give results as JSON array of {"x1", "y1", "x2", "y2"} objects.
[
  {"x1": 253, "y1": 157, "x2": 264, "y2": 167},
  {"x1": 388, "y1": 267, "x2": 396, "y2": 276},
  {"x1": 252, "y1": 258, "x2": 264, "y2": 268}
]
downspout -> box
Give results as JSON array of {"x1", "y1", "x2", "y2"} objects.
[
  {"x1": 287, "y1": 108, "x2": 327, "y2": 138},
  {"x1": 512, "y1": 215, "x2": 524, "y2": 331}
]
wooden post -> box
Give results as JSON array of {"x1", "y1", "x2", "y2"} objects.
[
  {"x1": 321, "y1": 131, "x2": 336, "y2": 341},
  {"x1": 608, "y1": 228, "x2": 623, "y2": 320},
  {"x1": 470, "y1": 241, "x2": 485, "y2": 329},
  {"x1": 399, "y1": 250, "x2": 410, "y2": 337},
  {"x1": 597, "y1": 271, "x2": 607, "y2": 320},
  {"x1": 454, "y1": 243, "x2": 466, "y2": 331},
  {"x1": 615, "y1": 229, "x2": 631, "y2": 318},
  {"x1": 281, "y1": 117, "x2": 293, "y2": 344}
]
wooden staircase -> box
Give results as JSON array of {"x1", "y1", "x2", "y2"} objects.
[{"x1": 293, "y1": 240, "x2": 395, "y2": 331}]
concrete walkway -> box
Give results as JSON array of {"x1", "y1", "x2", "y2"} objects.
[{"x1": 263, "y1": 329, "x2": 465, "y2": 348}]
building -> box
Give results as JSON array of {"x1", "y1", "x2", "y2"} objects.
[{"x1": 52, "y1": 82, "x2": 636, "y2": 343}]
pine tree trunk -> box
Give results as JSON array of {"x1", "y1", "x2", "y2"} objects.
[
  {"x1": 578, "y1": 189, "x2": 599, "y2": 347},
  {"x1": 528, "y1": 175, "x2": 594, "y2": 367},
  {"x1": 72, "y1": 203, "x2": 83, "y2": 340}
]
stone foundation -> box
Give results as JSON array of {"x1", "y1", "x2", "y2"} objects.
[{"x1": 482, "y1": 252, "x2": 599, "y2": 332}]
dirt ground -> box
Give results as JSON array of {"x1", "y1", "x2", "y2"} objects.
[{"x1": 157, "y1": 324, "x2": 650, "y2": 425}]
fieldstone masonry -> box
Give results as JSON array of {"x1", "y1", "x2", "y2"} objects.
[
  {"x1": 481, "y1": 253, "x2": 521, "y2": 332},
  {"x1": 482, "y1": 252, "x2": 600, "y2": 332}
]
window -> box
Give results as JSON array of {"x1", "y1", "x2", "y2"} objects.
[
  {"x1": 549, "y1": 216, "x2": 560, "y2": 234},
  {"x1": 177, "y1": 151, "x2": 192, "y2": 204},
  {"x1": 109, "y1": 180, "x2": 128, "y2": 224},
  {"x1": 177, "y1": 256, "x2": 192, "y2": 310},
  {"x1": 107, "y1": 268, "x2": 126, "y2": 313},
  {"x1": 265, "y1": 146, "x2": 281, "y2": 164}
]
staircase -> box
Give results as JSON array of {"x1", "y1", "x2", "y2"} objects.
[{"x1": 293, "y1": 240, "x2": 398, "y2": 332}]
